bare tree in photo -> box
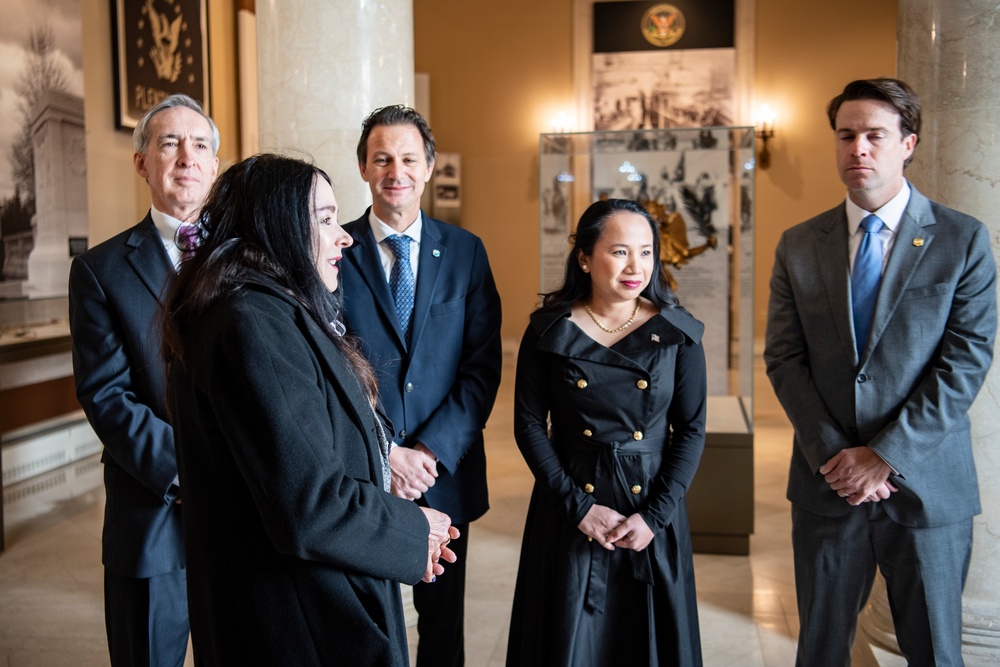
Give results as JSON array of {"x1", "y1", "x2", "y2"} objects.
[
  {"x1": 11, "y1": 24, "x2": 68, "y2": 207},
  {"x1": 2, "y1": 23, "x2": 68, "y2": 280}
]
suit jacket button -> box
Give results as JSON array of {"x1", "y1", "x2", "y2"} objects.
[
  {"x1": 583, "y1": 429, "x2": 593, "y2": 437},
  {"x1": 399, "y1": 430, "x2": 407, "y2": 438},
  {"x1": 633, "y1": 431, "x2": 643, "y2": 441},
  {"x1": 857, "y1": 375, "x2": 867, "y2": 383},
  {"x1": 631, "y1": 484, "x2": 642, "y2": 494},
  {"x1": 636, "y1": 379, "x2": 648, "y2": 390},
  {"x1": 584, "y1": 483, "x2": 595, "y2": 493},
  {"x1": 405, "y1": 382, "x2": 414, "y2": 392},
  {"x1": 577, "y1": 379, "x2": 588, "y2": 389}
]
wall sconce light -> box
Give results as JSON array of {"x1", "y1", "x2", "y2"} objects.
[
  {"x1": 550, "y1": 111, "x2": 575, "y2": 133},
  {"x1": 755, "y1": 104, "x2": 776, "y2": 169}
]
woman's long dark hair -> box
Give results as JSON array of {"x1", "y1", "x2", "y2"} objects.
[
  {"x1": 161, "y1": 153, "x2": 377, "y2": 400},
  {"x1": 541, "y1": 198, "x2": 678, "y2": 310}
]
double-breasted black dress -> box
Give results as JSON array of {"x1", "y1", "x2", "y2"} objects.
[{"x1": 506, "y1": 305, "x2": 706, "y2": 667}]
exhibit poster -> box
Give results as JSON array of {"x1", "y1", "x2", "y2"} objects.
[
  {"x1": 0, "y1": 0, "x2": 87, "y2": 297},
  {"x1": 592, "y1": 0, "x2": 736, "y2": 132}
]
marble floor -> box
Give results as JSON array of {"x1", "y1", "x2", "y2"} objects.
[{"x1": 0, "y1": 347, "x2": 893, "y2": 665}]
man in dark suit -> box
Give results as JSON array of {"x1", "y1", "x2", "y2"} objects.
[
  {"x1": 765, "y1": 78, "x2": 996, "y2": 666},
  {"x1": 341, "y1": 105, "x2": 502, "y2": 667},
  {"x1": 69, "y1": 94, "x2": 219, "y2": 666}
]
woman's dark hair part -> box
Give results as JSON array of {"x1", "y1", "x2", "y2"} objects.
[
  {"x1": 161, "y1": 153, "x2": 377, "y2": 399},
  {"x1": 826, "y1": 77, "x2": 921, "y2": 164},
  {"x1": 541, "y1": 198, "x2": 678, "y2": 311}
]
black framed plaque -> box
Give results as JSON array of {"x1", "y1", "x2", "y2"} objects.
[
  {"x1": 112, "y1": 0, "x2": 210, "y2": 129},
  {"x1": 594, "y1": 0, "x2": 734, "y2": 53}
]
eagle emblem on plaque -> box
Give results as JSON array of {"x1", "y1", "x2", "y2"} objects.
[{"x1": 641, "y1": 4, "x2": 686, "y2": 48}]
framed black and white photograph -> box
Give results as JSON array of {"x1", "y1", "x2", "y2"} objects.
[
  {"x1": 433, "y1": 153, "x2": 461, "y2": 209},
  {"x1": 0, "y1": 0, "x2": 87, "y2": 297},
  {"x1": 112, "y1": 0, "x2": 210, "y2": 129}
]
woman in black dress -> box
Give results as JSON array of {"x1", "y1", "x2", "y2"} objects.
[{"x1": 507, "y1": 198, "x2": 706, "y2": 666}]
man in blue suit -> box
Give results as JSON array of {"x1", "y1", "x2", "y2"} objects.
[
  {"x1": 69, "y1": 95, "x2": 219, "y2": 666},
  {"x1": 341, "y1": 105, "x2": 502, "y2": 667},
  {"x1": 765, "y1": 78, "x2": 996, "y2": 665}
]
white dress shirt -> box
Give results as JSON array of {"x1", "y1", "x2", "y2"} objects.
[
  {"x1": 846, "y1": 181, "x2": 912, "y2": 275},
  {"x1": 367, "y1": 210, "x2": 423, "y2": 283},
  {"x1": 149, "y1": 205, "x2": 196, "y2": 270}
]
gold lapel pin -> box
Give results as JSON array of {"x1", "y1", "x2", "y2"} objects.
[{"x1": 913, "y1": 238, "x2": 924, "y2": 247}]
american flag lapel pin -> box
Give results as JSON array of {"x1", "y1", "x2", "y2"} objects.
[{"x1": 651, "y1": 333, "x2": 660, "y2": 343}]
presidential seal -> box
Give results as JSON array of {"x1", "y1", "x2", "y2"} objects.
[{"x1": 641, "y1": 4, "x2": 686, "y2": 47}]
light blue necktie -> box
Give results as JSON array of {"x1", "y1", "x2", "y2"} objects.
[
  {"x1": 385, "y1": 234, "x2": 415, "y2": 343},
  {"x1": 852, "y1": 214, "x2": 884, "y2": 356}
]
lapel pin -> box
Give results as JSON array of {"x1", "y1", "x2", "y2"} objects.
[
  {"x1": 432, "y1": 249, "x2": 441, "y2": 257},
  {"x1": 912, "y1": 238, "x2": 924, "y2": 247},
  {"x1": 651, "y1": 333, "x2": 660, "y2": 343}
]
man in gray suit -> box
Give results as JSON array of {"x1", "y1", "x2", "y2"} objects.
[{"x1": 765, "y1": 78, "x2": 996, "y2": 666}]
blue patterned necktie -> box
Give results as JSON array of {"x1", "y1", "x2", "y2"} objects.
[
  {"x1": 852, "y1": 214, "x2": 884, "y2": 356},
  {"x1": 384, "y1": 234, "x2": 415, "y2": 343}
]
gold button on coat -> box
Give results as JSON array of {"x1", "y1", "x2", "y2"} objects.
[
  {"x1": 583, "y1": 429, "x2": 593, "y2": 437},
  {"x1": 577, "y1": 379, "x2": 588, "y2": 389},
  {"x1": 632, "y1": 431, "x2": 643, "y2": 441},
  {"x1": 631, "y1": 485, "x2": 642, "y2": 494},
  {"x1": 636, "y1": 379, "x2": 648, "y2": 389},
  {"x1": 584, "y1": 483, "x2": 594, "y2": 493}
]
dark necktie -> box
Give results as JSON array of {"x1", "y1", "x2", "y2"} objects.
[
  {"x1": 384, "y1": 234, "x2": 415, "y2": 343},
  {"x1": 176, "y1": 224, "x2": 199, "y2": 263},
  {"x1": 852, "y1": 214, "x2": 884, "y2": 356}
]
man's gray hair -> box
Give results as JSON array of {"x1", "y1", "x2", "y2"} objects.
[{"x1": 132, "y1": 94, "x2": 220, "y2": 155}]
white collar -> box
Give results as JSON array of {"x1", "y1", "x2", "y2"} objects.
[
  {"x1": 846, "y1": 181, "x2": 911, "y2": 236},
  {"x1": 149, "y1": 205, "x2": 193, "y2": 246},
  {"x1": 368, "y1": 210, "x2": 423, "y2": 246}
]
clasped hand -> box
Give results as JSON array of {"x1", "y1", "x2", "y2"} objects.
[
  {"x1": 578, "y1": 504, "x2": 654, "y2": 552},
  {"x1": 390, "y1": 443, "x2": 438, "y2": 501},
  {"x1": 419, "y1": 507, "x2": 460, "y2": 583},
  {"x1": 820, "y1": 446, "x2": 898, "y2": 505}
]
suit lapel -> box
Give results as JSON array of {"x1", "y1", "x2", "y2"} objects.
[
  {"x1": 864, "y1": 189, "x2": 935, "y2": 359},
  {"x1": 125, "y1": 214, "x2": 173, "y2": 303},
  {"x1": 410, "y1": 216, "x2": 445, "y2": 351},
  {"x1": 813, "y1": 206, "x2": 858, "y2": 363},
  {"x1": 346, "y1": 217, "x2": 408, "y2": 349}
]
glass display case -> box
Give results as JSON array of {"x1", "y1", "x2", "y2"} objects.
[{"x1": 539, "y1": 127, "x2": 755, "y2": 553}]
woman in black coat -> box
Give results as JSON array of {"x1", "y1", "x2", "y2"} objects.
[
  {"x1": 161, "y1": 154, "x2": 458, "y2": 665},
  {"x1": 506, "y1": 199, "x2": 707, "y2": 666}
]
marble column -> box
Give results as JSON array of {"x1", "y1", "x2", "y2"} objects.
[
  {"x1": 255, "y1": 0, "x2": 415, "y2": 215},
  {"x1": 253, "y1": 0, "x2": 417, "y2": 625},
  {"x1": 858, "y1": 1, "x2": 1000, "y2": 664}
]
